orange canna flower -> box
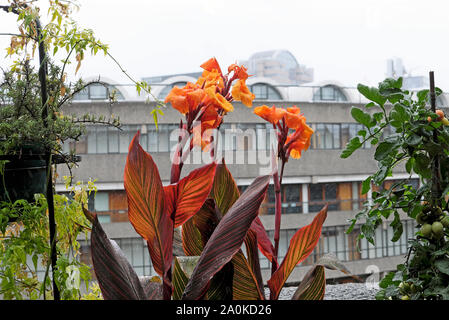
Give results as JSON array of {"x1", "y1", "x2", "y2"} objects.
[
  {"x1": 200, "y1": 57, "x2": 222, "y2": 75},
  {"x1": 285, "y1": 122, "x2": 314, "y2": 159},
  {"x1": 231, "y1": 79, "x2": 255, "y2": 107},
  {"x1": 253, "y1": 105, "x2": 286, "y2": 125},
  {"x1": 192, "y1": 105, "x2": 222, "y2": 151},
  {"x1": 254, "y1": 104, "x2": 313, "y2": 160},
  {"x1": 205, "y1": 87, "x2": 234, "y2": 113},
  {"x1": 283, "y1": 106, "x2": 306, "y2": 130},
  {"x1": 164, "y1": 82, "x2": 206, "y2": 114},
  {"x1": 197, "y1": 69, "x2": 224, "y2": 90},
  {"x1": 228, "y1": 63, "x2": 249, "y2": 81}
]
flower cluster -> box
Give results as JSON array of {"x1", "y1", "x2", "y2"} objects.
[
  {"x1": 165, "y1": 57, "x2": 255, "y2": 150},
  {"x1": 164, "y1": 58, "x2": 313, "y2": 162},
  {"x1": 253, "y1": 105, "x2": 313, "y2": 160}
]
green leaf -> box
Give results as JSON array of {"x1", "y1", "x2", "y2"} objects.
[
  {"x1": 391, "y1": 104, "x2": 409, "y2": 122},
  {"x1": 357, "y1": 84, "x2": 387, "y2": 107},
  {"x1": 379, "y1": 77, "x2": 403, "y2": 90},
  {"x1": 405, "y1": 157, "x2": 414, "y2": 174},
  {"x1": 374, "y1": 141, "x2": 397, "y2": 161},
  {"x1": 351, "y1": 107, "x2": 372, "y2": 128},
  {"x1": 435, "y1": 259, "x2": 449, "y2": 276},
  {"x1": 389, "y1": 212, "x2": 403, "y2": 242},
  {"x1": 413, "y1": 153, "x2": 431, "y2": 179},
  {"x1": 406, "y1": 134, "x2": 422, "y2": 146},
  {"x1": 341, "y1": 137, "x2": 362, "y2": 158},
  {"x1": 362, "y1": 176, "x2": 372, "y2": 195},
  {"x1": 417, "y1": 89, "x2": 429, "y2": 103}
]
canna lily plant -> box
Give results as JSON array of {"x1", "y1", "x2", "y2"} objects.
[{"x1": 83, "y1": 58, "x2": 353, "y2": 300}]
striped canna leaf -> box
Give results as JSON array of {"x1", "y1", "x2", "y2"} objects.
[
  {"x1": 181, "y1": 174, "x2": 270, "y2": 300},
  {"x1": 232, "y1": 229, "x2": 265, "y2": 300},
  {"x1": 250, "y1": 217, "x2": 278, "y2": 269},
  {"x1": 291, "y1": 252, "x2": 360, "y2": 300},
  {"x1": 210, "y1": 160, "x2": 240, "y2": 215},
  {"x1": 182, "y1": 199, "x2": 220, "y2": 255},
  {"x1": 291, "y1": 265, "x2": 326, "y2": 300},
  {"x1": 267, "y1": 205, "x2": 328, "y2": 300},
  {"x1": 124, "y1": 132, "x2": 173, "y2": 287},
  {"x1": 173, "y1": 257, "x2": 189, "y2": 300},
  {"x1": 90, "y1": 213, "x2": 160, "y2": 300},
  {"x1": 171, "y1": 162, "x2": 217, "y2": 227},
  {"x1": 181, "y1": 199, "x2": 265, "y2": 300},
  {"x1": 210, "y1": 161, "x2": 277, "y2": 268}
]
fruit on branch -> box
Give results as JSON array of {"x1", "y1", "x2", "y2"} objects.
[
  {"x1": 420, "y1": 223, "x2": 432, "y2": 238},
  {"x1": 416, "y1": 211, "x2": 427, "y2": 225},
  {"x1": 441, "y1": 216, "x2": 449, "y2": 228},
  {"x1": 431, "y1": 221, "x2": 444, "y2": 239}
]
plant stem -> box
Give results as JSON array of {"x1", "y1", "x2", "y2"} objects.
[
  {"x1": 429, "y1": 71, "x2": 442, "y2": 202},
  {"x1": 272, "y1": 160, "x2": 283, "y2": 273}
]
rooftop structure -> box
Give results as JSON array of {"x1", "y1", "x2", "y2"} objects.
[{"x1": 239, "y1": 50, "x2": 314, "y2": 85}]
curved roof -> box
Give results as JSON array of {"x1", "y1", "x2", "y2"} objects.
[
  {"x1": 248, "y1": 49, "x2": 300, "y2": 67},
  {"x1": 76, "y1": 76, "x2": 132, "y2": 100},
  {"x1": 246, "y1": 76, "x2": 286, "y2": 100},
  {"x1": 150, "y1": 75, "x2": 197, "y2": 99},
  {"x1": 284, "y1": 80, "x2": 354, "y2": 102}
]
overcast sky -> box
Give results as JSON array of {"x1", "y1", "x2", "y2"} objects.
[{"x1": 1, "y1": 0, "x2": 449, "y2": 90}]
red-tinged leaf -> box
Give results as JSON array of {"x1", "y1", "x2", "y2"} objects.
[
  {"x1": 164, "y1": 184, "x2": 177, "y2": 221},
  {"x1": 140, "y1": 276, "x2": 163, "y2": 300},
  {"x1": 291, "y1": 253, "x2": 359, "y2": 300},
  {"x1": 90, "y1": 214, "x2": 153, "y2": 300},
  {"x1": 173, "y1": 257, "x2": 189, "y2": 300},
  {"x1": 211, "y1": 161, "x2": 276, "y2": 269},
  {"x1": 250, "y1": 217, "x2": 278, "y2": 269},
  {"x1": 182, "y1": 199, "x2": 220, "y2": 255},
  {"x1": 207, "y1": 261, "x2": 234, "y2": 300},
  {"x1": 291, "y1": 265, "x2": 325, "y2": 300},
  {"x1": 181, "y1": 199, "x2": 264, "y2": 300},
  {"x1": 210, "y1": 161, "x2": 240, "y2": 215},
  {"x1": 232, "y1": 229, "x2": 265, "y2": 300},
  {"x1": 172, "y1": 162, "x2": 217, "y2": 227},
  {"x1": 267, "y1": 205, "x2": 328, "y2": 300},
  {"x1": 124, "y1": 132, "x2": 173, "y2": 280},
  {"x1": 182, "y1": 218, "x2": 203, "y2": 256},
  {"x1": 181, "y1": 175, "x2": 270, "y2": 300},
  {"x1": 243, "y1": 229, "x2": 264, "y2": 298}
]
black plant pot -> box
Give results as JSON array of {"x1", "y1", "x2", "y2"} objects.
[
  {"x1": 0, "y1": 157, "x2": 47, "y2": 204},
  {"x1": 0, "y1": 145, "x2": 47, "y2": 204}
]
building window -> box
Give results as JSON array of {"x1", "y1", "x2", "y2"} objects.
[
  {"x1": 309, "y1": 183, "x2": 338, "y2": 212},
  {"x1": 261, "y1": 184, "x2": 302, "y2": 215},
  {"x1": 313, "y1": 85, "x2": 347, "y2": 102},
  {"x1": 63, "y1": 122, "x2": 378, "y2": 154},
  {"x1": 87, "y1": 191, "x2": 109, "y2": 212},
  {"x1": 98, "y1": 215, "x2": 111, "y2": 224},
  {"x1": 250, "y1": 83, "x2": 282, "y2": 100},
  {"x1": 73, "y1": 83, "x2": 125, "y2": 100}
]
